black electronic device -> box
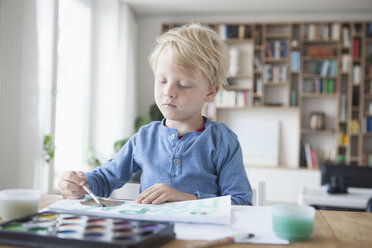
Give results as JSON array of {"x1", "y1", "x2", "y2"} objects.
[{"x1": 321, "y1": 164, "x2": 372, "y2": 194}]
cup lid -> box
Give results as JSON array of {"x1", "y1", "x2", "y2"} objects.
[{"x1": 0, "y1": 189, "x2": 41, "y2": 200}]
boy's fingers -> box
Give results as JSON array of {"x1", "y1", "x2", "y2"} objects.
[
  {"x1": 59, "y1": 179, "x2": 83, "y2": 191},
  {"x1": 141, "y1": 188, "x2": 165, "y2": 204},
  {"x1": 62, "y1": 171, "x2": 86, "y2": 186},
  {"x1": 136, "y1": 185, "x2": 156, "y2": 201},
  {"x1": 151, "y1": 193, "x2": 168, "y2": 205},
  {"x1": 62, "y1": 190, "x2": 85, "y2": 199}
]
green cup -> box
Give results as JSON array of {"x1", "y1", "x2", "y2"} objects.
[{"x1": 272, "y1": 205, "x2": 315, "y2": 242}]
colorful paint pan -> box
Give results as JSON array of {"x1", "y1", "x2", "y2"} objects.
[
  {"x1": 84, "y1": 232, "x2": 106, "y2": 239},
  {"x1": 85, "y1": 225, "x2": 105, "y2": 232},
  {"x1": 114, "y1": 221, "x2": 133, "y2": 228},
  {"x1": 0, "y1": 211, "x2": 175, "y2": 248},
  {"x1": 37, "y1": 213, "x2": 59, "y2": 220},
  {"x1": 2, "y1": 223, "x2": 24, "y2": 231},
  {"x1": 30, "y1": 220, "x2": 55, "y2": 227},
  {"x1": 28, "y1": 226, "x2": 50, "y2": 234},
  {"x1": 87, "y1": 218, "x2": 106, "y2": 224}
]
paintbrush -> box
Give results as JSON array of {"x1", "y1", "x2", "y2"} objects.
[{"x1": 82, "y1": 185, "x2": 105, "y2": 207}]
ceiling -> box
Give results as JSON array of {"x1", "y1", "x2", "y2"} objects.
[{"x1": 121, "y1": 0, "x2": 372, "y2": 15}]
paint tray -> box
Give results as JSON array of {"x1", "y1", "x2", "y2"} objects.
[{"x1": 0, "y1": 211, "x2": 175, "y2": 248}]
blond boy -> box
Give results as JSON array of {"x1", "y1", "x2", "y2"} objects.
[{"x1": 58, "y1": 23, "x2": 252, "y2": 205}]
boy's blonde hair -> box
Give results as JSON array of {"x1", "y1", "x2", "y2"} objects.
[{"x1": 149, "y1": 23, "x2": 228, "y2": 88}]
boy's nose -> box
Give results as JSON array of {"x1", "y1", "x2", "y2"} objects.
[{"x1": 164, "y1": 83, "x2": 176, "y2": 98}]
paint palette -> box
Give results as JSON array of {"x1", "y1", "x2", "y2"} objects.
[{"x1": 0, "y1": 211, "x2": 175, "y2": 248}]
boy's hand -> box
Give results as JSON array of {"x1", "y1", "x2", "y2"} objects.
[
  {"x1": 57, "y1": 171, "x2": 87, "y2": 199},
  {"x1": 135, "y1": 183, "x2": 197, "y2": 204}
]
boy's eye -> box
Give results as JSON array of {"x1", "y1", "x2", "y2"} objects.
[{"x1": 179, "y1": 83, "x2": 191, "y2": 89}]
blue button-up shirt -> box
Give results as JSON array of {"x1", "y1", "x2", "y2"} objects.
[{"x1": 86, "y1": 117, "x2": 252, "y2": 205}]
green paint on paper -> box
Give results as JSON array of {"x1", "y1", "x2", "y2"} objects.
[{"x1": 119, "y1": 208, "x2": 149, "y2": 215}]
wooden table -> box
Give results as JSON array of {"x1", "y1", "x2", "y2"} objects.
[{"x1": 1, "y1": 194, "x2": 372, "y2": 248}]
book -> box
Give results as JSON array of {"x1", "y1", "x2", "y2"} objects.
[
  {"x1": 266, "y1": 42, "x2": 273, "y2": 58},
  {"x1": 353, "y1": 38, "x2": 360, "y2": 59},
  {"x1": 310, "y1": 146, "x2": 319, "y2": 169},
  {"x1": 342, "y1": 54, "x2": 349, "y2": 72},
  {"x1": 280, "y1": 41, "x2": 288, "y2": 58},
  {"x1": 254, "y1": 56, "x2": 262, "y2": 70},
  {"x1": 321, "y1": 60, "x2": 330, "y2": 76},
  {"x1": 353, "y1": 65, "x2": 360, "y2": 85},
  {"x1": 332, "y1": 23, "x2": 340, "y2": 40},
  {"x1": 226, "y1": 24, "x2": 239, "y2": 39},
  {"x1": 308, "y1": 24, "x2": 316, "y2": 40},
  {"x1": 290, "y1": 51, "x2": 300, "y2": 72},
  {"x1": 219, "y1": 24, "x2": 227, "y2": 40},
  {"x1": 328, "y1": 79, "x2": 334, "y2": 94},
  {"x1": 343, "y1": 26, "x2": 351, "y2": 47},
  {"x1": 238, "y1": 25, "x2": 245, "y2": 39},
  {"x1": 328, "y1": 61, "x2": 337, "y2": 76},
  {"x1": 304, "y1": 143, "x2": 313, "y2": 169}
]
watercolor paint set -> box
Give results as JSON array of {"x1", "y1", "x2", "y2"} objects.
[{"x1": 0, "y1": 211, "x2": 175, "y2": 248}]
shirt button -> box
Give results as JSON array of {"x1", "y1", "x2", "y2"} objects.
[
  {"x1": 171, "y1": 134, "x2": 176, "y2": 139},
  {"x1": 173, "y1": 158, "x2": 180, "y2": 165}
]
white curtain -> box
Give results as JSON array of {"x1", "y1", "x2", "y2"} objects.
[
  {"x1": 0, "y1": 0, "x2": 41, "y2": 190},
  {"x1": 89, "y1": 0, "x2": 137, "y2": 160},
  {"x1": 0, "y1": 0, "x2": 138, "y2": 191}
]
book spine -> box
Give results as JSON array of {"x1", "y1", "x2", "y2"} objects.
[
  {"x1": 353, "y1": 38, "x2": 360, "y2": 59},
  {"x1": 304, "y1": 143, "x2": 313, "y2": 169},
  {"x1": 310, "y1": 146, "x2": 318, "y2": 169}
]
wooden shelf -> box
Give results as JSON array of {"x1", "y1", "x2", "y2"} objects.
[
  {"x1": 350, "y1": 156, "x2": 359, "y2": 161},
  {"x1": 303, "y1": 39, "x2": 339, "y2": 43},
  {"x1": 225, "y1": 39, "x2": 253, "y2": 44},
  {"x1": 301, "y1": 129, "x2": 336, "y2": 134},
  {"x1": 264, "y1": 58, "x2": 288, "y2": 62},
  {"x1": 301, "y1": 94, "x2": 337, "y2": 98},
  {"x1": 265, "y1": 33, "x2": 291, "y2": 39},
  {"x1": 224, "y1": 85, "x2": 251, "y2": 90},
  {"x1": 302, "y1": 56, "x2": 338, "y2": 60},
  {"x1": 302, "y1": 74, "x2": 337, "y2": 79},
  {"x1": 264, "y1": 82, "x2": 289, "y2": 86},
  {"x1": 227, "y1": 74, "x2": 253, "y2": 79}
]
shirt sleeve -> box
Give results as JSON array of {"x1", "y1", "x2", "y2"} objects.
[
  {"x1": 84, "y1": 134, "x2": 140, "y2": 198},
  {"x1": 213, "y1": 129, "x2": 253, "y2": 205}
]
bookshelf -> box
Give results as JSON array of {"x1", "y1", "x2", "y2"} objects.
[{"x1": 162, "y1": 21, "x2": 372, "y2": 169}]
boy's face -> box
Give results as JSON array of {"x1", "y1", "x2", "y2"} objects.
[{"x1": 154, "y1": 47, "x2": 217, "y2": 124}]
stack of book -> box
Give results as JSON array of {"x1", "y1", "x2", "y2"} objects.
[
  {"x1": 304, "y1": 143, "x2": 319, "y2": 169},
  {"x1": 266, "y1": 40, "x2": 288, "y2": 58},
  {"x1": 302, "y1": 78, "x2": 337, "y2": 94},
  {"x1": 215, "y1": 89, "x2": 250, "y2": 108},
  {"x1": 264, "y1": 64, "x2": 287, "y2": 83}
]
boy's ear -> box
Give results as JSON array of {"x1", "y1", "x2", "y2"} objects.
[{"x1": 205, "y1": 85, "x2": 220, "y2": 102}]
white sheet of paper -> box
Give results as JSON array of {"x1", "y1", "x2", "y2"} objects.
[
  {"x1": 175, "y1": 206, "x2": 289, "y2": 245},
  {"x1": 47, "y1": 195, "x2": 231, "y2": 225}
]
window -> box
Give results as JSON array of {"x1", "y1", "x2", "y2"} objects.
[{"x1": 53, "y1": 0, "x2": 91, "y2": 188}]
